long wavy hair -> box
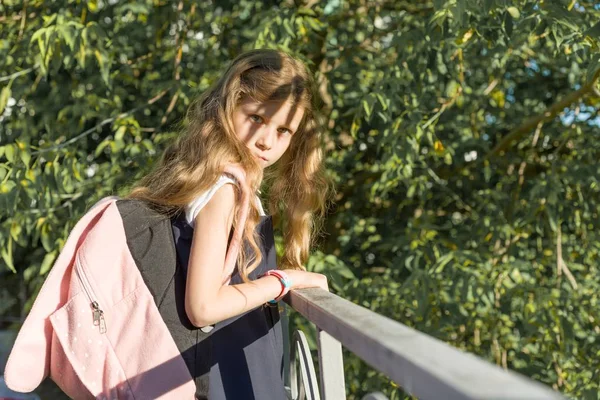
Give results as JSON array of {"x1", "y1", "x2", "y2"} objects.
[{"x1": 127, "y1": 49, "x2": 330, "y2": 281}]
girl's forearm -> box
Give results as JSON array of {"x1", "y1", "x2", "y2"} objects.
[{"x1": 187, "y1": 275, "x2": 283, "y2": 327}]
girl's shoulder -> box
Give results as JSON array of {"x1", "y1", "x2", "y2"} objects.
[
  {"x1": 185, "y1": 174, "x2": 238, "y2": 227},
  {"x1": 184, "y1": 175, "x2": 265, "y2": 227}
]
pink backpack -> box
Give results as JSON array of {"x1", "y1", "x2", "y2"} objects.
[{"x1": 4, "y1": 166, "x2": 251, "y2": 399}]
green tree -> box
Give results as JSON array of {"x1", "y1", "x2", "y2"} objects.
[{"x1": 1, "y1": 0, "x2": 599, "y2": 399}]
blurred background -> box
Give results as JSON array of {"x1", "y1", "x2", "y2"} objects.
[{"x1": 1, "y1": 0, "x2": 600, "y2": 399}]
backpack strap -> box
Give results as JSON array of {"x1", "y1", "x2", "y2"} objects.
[{"x1": 116, "y1": 199, "x2": 175, "y2": 302}]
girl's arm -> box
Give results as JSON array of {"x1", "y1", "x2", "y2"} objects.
[{"x1": 184, "y1": 183, "x2": 327, "y2": 328}]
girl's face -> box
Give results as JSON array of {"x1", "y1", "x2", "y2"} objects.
[{"x1": 232, "y1": 96, "x2": 304, "y2": 169}]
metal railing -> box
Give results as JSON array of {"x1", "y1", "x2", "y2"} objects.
[{"x1": 283, "y1": 288, "x2": 565, "y2": 400}]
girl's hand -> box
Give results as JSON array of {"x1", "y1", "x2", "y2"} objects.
[{"x1": 285, "y1": 270, "x2": 329, "y2": 292}]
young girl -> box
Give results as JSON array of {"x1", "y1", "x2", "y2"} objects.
[{"x1": 127, "y1": 49, "x2": 331, "y2": 399}]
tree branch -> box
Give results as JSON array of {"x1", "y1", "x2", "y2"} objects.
[
  {"x1": 156, "y1": 1, "x2": 194, "y2": 128},
  {"x1": 0, "y1": 12, "x2": 36, "y2": 23},
  {"x1": 422, "y1": 86, "x2": 462, "y2": 129},
  {"x1": 31, "y1": 88, "x2": 170, "y2": 155},
  {"x1": 556, "y1": 224, "x2": 578, "y2": 290},
  {"x1": 426, "y1": 166, "x2": 473, "y2": 213},
  {"x1": 0, "y1": 67, "x2": 36, "y2": 83},
  {"x1": 18, "y1": 0, "x2": 28, "y2": 42},
  {"x1": 485, "y1": 68, "x2": 600, "y2": 159}
]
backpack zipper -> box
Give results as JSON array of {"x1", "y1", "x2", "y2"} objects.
[{"x1": 75, "y1": 253, "x2": 107, "y2": 334}]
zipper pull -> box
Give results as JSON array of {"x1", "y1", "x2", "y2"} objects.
[
  {"x1": 92, "y1": 301, "x2": 101, "y2": 325},
  {"x1": 91, "y1": 301, "x2": 107, "y2": 334},
  {"x1": 98, "y1": 311, "x2": 107, "y2": 334}
]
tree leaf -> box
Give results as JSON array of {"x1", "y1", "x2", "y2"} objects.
[
  {"x1": 0, "y1": 86, "x2": 11, "y2": 115},
  {"x1": 507, "y1": 7, "x2": 520, "y2": 19},
  {"x1": 583, "y1": 21, "x2": 600, "y2": 39},
  {"x1": 41, "y1": 222, "x2": 53, "y2": 252},
  {"x1": 94, "y1": 49, "x2": 111, "y2": 87},
  {"x1": 1, "y1": 236, "x2": 15, "y2": 273},
  {"x1": 40, "y1": 250, "x2": 58, "y2": 276},
  {"x1": 4, "y1": 145, "x2": 15, "y2": 163}
]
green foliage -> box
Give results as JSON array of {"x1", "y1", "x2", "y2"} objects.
[{"x1": 1, "y1": 0, "x2": 600, "y2": 399}]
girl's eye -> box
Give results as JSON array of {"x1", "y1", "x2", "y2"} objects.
[
  {"x1": 249, "y1": 114, "x2": 263, "y2": 124},
  {"x1": 249, "y1": 114, "x2": 292, "y2": 135}
]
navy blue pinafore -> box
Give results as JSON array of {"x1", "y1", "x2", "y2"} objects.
[{"x1": 172, "y1": 214, "x2": 287, "y2": 400}]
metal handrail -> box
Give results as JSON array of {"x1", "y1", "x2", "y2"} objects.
[{"x1": 284, "y1": 288, "x2": 566, "y2": 400}]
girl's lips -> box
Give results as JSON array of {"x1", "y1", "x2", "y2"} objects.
[{"x1": 255, "y1": 154, "x2": 268, "y2": 162}]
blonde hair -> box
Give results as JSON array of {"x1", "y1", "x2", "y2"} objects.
[{"x1": 127, "y1": 48, "x2": 330, "y2": 280}]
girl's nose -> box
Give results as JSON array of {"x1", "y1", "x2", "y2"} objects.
[{"x1": 256, "y1": 127, "x2": 275, "y2": 150}]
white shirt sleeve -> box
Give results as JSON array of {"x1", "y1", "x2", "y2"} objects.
[
  {"x1": 185, "y1": 175, "x2": 237, "y2": 227},
  {"x1": 185, "y1": 174, "x2": 266, "y2": 227}
]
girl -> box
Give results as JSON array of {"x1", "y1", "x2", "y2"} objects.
[{"x1": 127, "y1": 49, "x2": 331, "y2": 399}]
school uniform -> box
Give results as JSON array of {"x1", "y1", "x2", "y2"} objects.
[{"x1": 171, "y1": 175, "x2": 287, "y2": 399}]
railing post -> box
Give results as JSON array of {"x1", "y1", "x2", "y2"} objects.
[
  {"x1": 317, "y1": 328, "x2": 346, "y2": 400},
  {"x1": 282, "y1": 304, "x2": 291, "y2": 391}
]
